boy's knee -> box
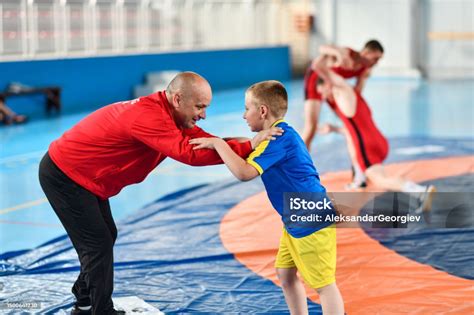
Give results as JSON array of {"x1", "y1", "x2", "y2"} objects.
[
  {"x1": 304, "y1": 119, "x2": 317, "y2": 130},
  {"x1": 316, "y1": 282, "x2": 335, "y2": 294},
  {"x1": 276, "y1": 268, "x2": 298, "y2": 288},
  {"x1": 308, "y1": 125, "x2": 317, "y2": 134}
]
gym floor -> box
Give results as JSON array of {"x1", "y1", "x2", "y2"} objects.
[{"x1": 0, "y1": 78, "x2": 473, "y2": 313}]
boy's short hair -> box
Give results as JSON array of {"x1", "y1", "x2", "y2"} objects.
[
  {"x1": 364, "y1": 39, "x2": 384, "y2": 53},
  {"x1": 247, "y1": 80, "x2": 288, "y2": 117}
]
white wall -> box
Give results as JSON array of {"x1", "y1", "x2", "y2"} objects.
[
  {"x1": 314, "y1": 0, "x2": 474, "y2": 79},
  {"x1": 315, "y1": 0, "x2": 419, "y2": 77},
  {"x1": 421, "y1": 0, "x2": 474, "y2": 79},
  {"x1": 337, "y1": 0, "x2": 417, "y2": 76}
]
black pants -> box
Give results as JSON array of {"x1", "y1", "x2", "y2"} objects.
[{"x1": 39, "y1": 152, "x2": 117, "y2": 314}]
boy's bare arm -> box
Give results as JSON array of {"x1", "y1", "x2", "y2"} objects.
[
  {"x1": 189, "y1": 137, "x2": 259, "y2": 181},
  {"x1": 189, "y1": 127, "x2": 283, "y2": 181},
  {"x1": 214, "y1": 139, "x2": 260, "y2": 181}
]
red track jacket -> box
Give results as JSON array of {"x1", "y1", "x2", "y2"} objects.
[{"x1": 49, "y1": 91, "x2": 252, "y2": 199}]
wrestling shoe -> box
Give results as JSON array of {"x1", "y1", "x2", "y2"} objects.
[
  {"x1": 71, "y1": 304, "x2": 126, "y2": 315},
  {"x1": 70, "y1": 304, "x2": 91, "y2": 315},
  {"x1": 415, "y1": 185, "x2": 437, "y2": 213},
  {"x1": 345, "y1": 166, "x2": 367, "y2": 190}
]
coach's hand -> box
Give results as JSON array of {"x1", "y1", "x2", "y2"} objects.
[
  {"x1": 251, "y1": 127, "x2": 284, "y2": 149},
  {"x1": 189, "y1": 137, "x2": 221, "y2": 150}
]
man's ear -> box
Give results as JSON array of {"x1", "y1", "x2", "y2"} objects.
[{"x1": 172, "y1": 93, "x2": 181, "y2": 109}]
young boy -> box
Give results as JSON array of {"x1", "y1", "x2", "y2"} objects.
[
  {"x1": 302, "y1": 40, "x2": 384, "y2": 188},
  {"x1": 311, "y1": 55, "x2": 436, "y2": 212},
  {"x1": 189, "y1": 80, "x2": 345, "y2": 315}
]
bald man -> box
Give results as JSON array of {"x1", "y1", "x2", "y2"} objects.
[{"x1": 38, "y1": 72, "x2": 276, "y2": 314}]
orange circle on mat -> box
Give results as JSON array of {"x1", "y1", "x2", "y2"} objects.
[{"x1": 220, "y1": 156, "x2": 474, "y2": 315}]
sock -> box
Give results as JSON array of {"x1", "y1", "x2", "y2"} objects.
[
  {"x1": 402, "y1": 181, "x2": 426, "y2": 193},
  {"x1": 353, "y1": 163, "x2": 366, "y2": 183},
  {"x1": 78, "y1": 305, "x2": 92, "y2": 311}
]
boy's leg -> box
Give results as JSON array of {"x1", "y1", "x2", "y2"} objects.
[
  {"x1": 276, "y1": 268, "x2": 308, "y2": 315},
  {"x1": 302, "y1": 99, "x2": 322, "y2": 149},
  {"x1": 366, "y1": 164, "x2": 405, "y2": 191},
  {"x1": 366, "y1": 164, "x2": 436, "y2": 211},
  {"x1": 341, "y1": 127, "x2": 367, "y2": 189},
  {"x1": 284, "y1": 226, "x2": 344, "y2": 315},
  {"x1": 316, "y1": 282, "x2": 345, "y2": 315},
  {"x1": 275, "y1": 230, "x2": 310, "y2": 314},
  {"x1": 317, "y1": 123, "x2": 366, "y2": 188},
  {"x1": 302, "y1": 67, "x2": 323, "y2": 150},
  {"x1": 366, "y1": 164, "x2": 431, "y2": 192}
]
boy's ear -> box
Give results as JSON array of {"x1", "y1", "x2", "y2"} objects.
[{"x1": 259, "y1": 104, "x2": 269, "y2": 118}]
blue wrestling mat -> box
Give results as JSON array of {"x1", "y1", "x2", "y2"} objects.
[{"x1": 0, "y1": 137, "x2": 472, "y2": 313}]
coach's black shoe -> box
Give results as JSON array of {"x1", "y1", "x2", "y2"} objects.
[
  {"x1": 70, "y1": 303, "x2": 91, "y2": 315},
  {"x1": 71, "y1": 305, "x2": 127, "y2": 315}
]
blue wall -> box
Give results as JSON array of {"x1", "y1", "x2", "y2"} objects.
[{"x1": 0, "y1": 46, "x2": 290, "y2": 117}]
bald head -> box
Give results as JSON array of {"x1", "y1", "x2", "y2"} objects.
[
  {"x1": 166, "y1": 71, "x2": 211, "y2": 99},
  {"x1": 166, "y1": 71, "x2": 212, "y2": 129}
]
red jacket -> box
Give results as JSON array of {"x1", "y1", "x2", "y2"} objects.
[{"x1": 49, "y1": 91, "x2": 252, "y2": 199}]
